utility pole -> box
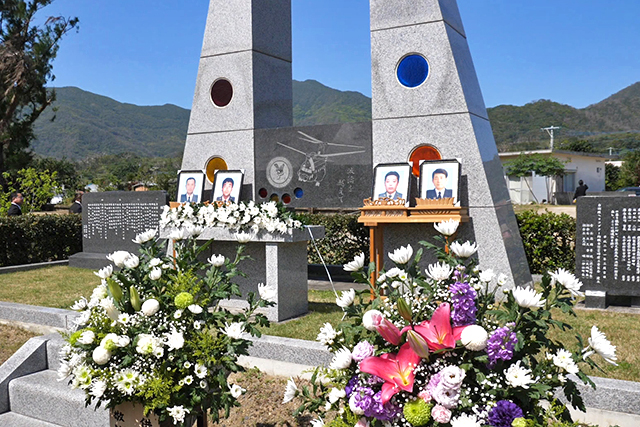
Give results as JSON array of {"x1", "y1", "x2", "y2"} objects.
[{"x1": 541, "y1": 126, "x2": 561, "y2": 151}]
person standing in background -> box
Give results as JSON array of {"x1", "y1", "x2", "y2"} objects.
[
  {"x1": 7, "y1": 192, "x2": 23, "y2": 216},
  {"x1": 573, "y1": 180, "x2": 588, "y2": 202}
]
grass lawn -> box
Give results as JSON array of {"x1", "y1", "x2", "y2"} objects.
[
  {"x1": 0, "y1": 324, "x2": 38, "y2": 365},
  {"x1": 0, "y1": 266, "x2": 97, "y2": 309},
  {"x1": 0, "y1": 267, "x2": 637, "y2": 383}
]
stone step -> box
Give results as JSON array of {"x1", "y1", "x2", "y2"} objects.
[
  {"x1": 45, "y1": 333, "x2": 65, "y2": 371},
  {"x1": 0, "y1": 411, "x2": 62, "y2": 426},
  {"x1": 8, "y1": 370, "x2": 109, "y2": 427}
]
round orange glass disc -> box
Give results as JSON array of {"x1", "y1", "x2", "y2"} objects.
[
  {"x1": 409, "y1": 145, "x2": 442, "y2": 176},
  {"x1": 205, "y1": 157, "x2": 228, "y2": 183}
]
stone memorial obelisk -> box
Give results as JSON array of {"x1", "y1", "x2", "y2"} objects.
[
  {"x1": 181, "y1": 0, "x2": 293, "y2": 197},
  {"x1": 370, "y1": 0, "x2": 531, "y2": 286}
]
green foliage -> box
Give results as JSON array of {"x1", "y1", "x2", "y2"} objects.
[
  {"x1": 0, "y1": 1, "x2": 78, "y2": 189},
  {"x1": 0, "y1": 167, "x2": 60, "y2": 213},
  {"x1": 30, "y1": 156, "x2": 81, "y2": 198},
  {"x1": 296, "y1": 212, "x2": 369, "y2": 265},
  {"x1": 504, "y1": 154, "x2": 566, "y2": 178},
  {"x1": 556, "y1": 139, "x2": 596, "y2": 153},
  {"x1": 605, "y1": 163, "x2": 622, "y2": 191},
  {"x1": 516, "y1": 210, "x2": 575, "y2": 274},
  {"x1": 618, "y1": 150, "x2": 640, "y2": 187},
  {"x1": 0, "y1": 214, "x2": 81, "y2": 266}
]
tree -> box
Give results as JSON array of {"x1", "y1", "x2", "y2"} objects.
[
  {"x1": 557, "y1": 139, "x2": 597, "y2": 153},
  {"x1": 0, "y1": 1, "x2": 78, "y2": 191},
  {"x1": 605, "y1": 163, "x2": 621, "y2": 191},
  {"x1": 0, "y1": 167, "x2": 60, "y2": 214},
  {"x1": 618, "y1": 151, "x2": 640, "y2": 188},
  {"x1": 504, "y1": 154, "x2": 566, "y2": 203}
]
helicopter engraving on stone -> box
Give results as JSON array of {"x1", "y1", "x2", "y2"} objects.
[
  {"x1": 266, "y1": 156, "x2": 294, "y2": 188},
  {"x1": 276, "y1": 131, "x2": 366, "y2": 187}
]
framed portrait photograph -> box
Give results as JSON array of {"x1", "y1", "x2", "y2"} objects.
[
  {"x1": 177, "y1": 170, "x2": 206, "y2": 204},
  {"x1": 212, "y1": 170, "x2": 244, "y2": 203},
  {"x1": 372, "y1": 163, "x2": 411, "y2": 207},
  {"x1": 419, "y1": 159, "x2": 461, "y2": 204}
]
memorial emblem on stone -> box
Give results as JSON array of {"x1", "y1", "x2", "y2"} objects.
[{"x1": 266, "y1": 156, "x2": 294, "y2": 188}]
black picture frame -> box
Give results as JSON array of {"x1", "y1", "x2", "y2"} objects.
[
  {"x1": 177, "y1": 170, "x2": 206, "y2": 204},
  {"x1": 212, "y1": 170, "x2": 244, "y2": 203},
  {"x1": 372, "y1": 163, "x2": 412, "y2": 207},
  {"x1": 419, "y1": 159, "x2": 461, "y2": 204}
]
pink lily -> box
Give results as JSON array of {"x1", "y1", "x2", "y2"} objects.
[
  {"x1": 359, "y1": 343, "x2": 421, "y2": 404},
  {"x1": 401, "y1": 303, "x2": 467, "y2": 352},
  {"x1": 368, "y1": 311, "x2": 402, "y2": 345}
]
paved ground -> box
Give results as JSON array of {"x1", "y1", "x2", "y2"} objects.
[{"x1": 536, "y1": 205, "x2": 577, "y2": 218}]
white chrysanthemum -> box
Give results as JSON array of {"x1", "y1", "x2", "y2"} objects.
[
  {"x1": 479, "y1": 269, "x2": 495, "y2": 283},
  {"x1": 118, "y1": 313, "x2": 131, "y2": 325},
  {"x1": 504, "y1": 360, "x2": 534, "y2": 389},
  {"x1": 136, "y1": 334, "x2": 159, "y2": 355},
  {"x1": 362, "y1": 310, "x2": 383, "y2": 331},
  {"x1": 71, "y1": 297, "x2": 88, "y2": 311},
  {"x1": 106, "y1": 251, "x2": 132, "y2": 268},
  {"x1": 336, "y1": 289, "x2": 356, "y2": 308},
  {"x1": 450, "y1": 413, "x2": 481, "y2": 427},
  {"x1": 133, "y1": 229, "x2": 157, "y2": 244},
  {"x1": 236, "y1": 231, "x2": 254, "y2": 243},
  {"x1": 329, "y1": 347, "x2": 352, "y2": 370},
  {"x1": 94, "y1": 265, "x2": 113, "y2": 280},
  {"x1": 582, "y1": 325, "x2": 617, "y2": 365},
  {"x1": 149, "y1": 267, "x2": 162, "y2": 281},
  {"x1": 343, "y1": 252, "x2": 365, "y2": 272},
  {"x1": 124, "y1": 254, "x2": 139, "y2": 269},
  {"x1": 258, "y1": 282, "x2": 277, "y2": 302},
  {"x1": 549, "y1": 268, "x2": 584, "y2": 298},
  {"x1": 450, "y1": 241, "x2": 478, "y2": 258},
  {"x1": 194, "y1": 363, "x2": 208, "y2": 379},
  {"x1": 72, "y1": 364, "x2": 92, "y2": 389},
  {"x1": 187, "y1": 304, "x2": 203, "y2": 314},
  {"x1": 553, "y1": 349, "x2": 579, "y2": 374},
  {"x1": 434, "y1": 219, "x2": 459, "y2": 236},
  {"x1": 282, "y1": 377, "x2": 298, "y2": 403},
  {"x1": 92, "y1": 346, "x2": 111, "y2": 365},
  {"x1": 497, "y1": 273, "x2": 508, "y2": 286},
  {"x1": 425, "y1": 262, "x2": 453, "y2": 282},
  {"x1": 328, "y1": 387, "x2": 346, "y2": 404},
  {"x1": 169, "y1": 227, "x2": 191, "y2": 241},
  {"x1": 460, "y1": 325, "x2": 488, "y2": 351},
  {"x1": 388, "y1": 244, "x2": 413, "y2": 264},
  {"x1": 222, "y1": 322, "x2": 246, "y2": 339},
  {"x1": 229, "y1": 383, "x2": 245, "y2": 398},
  {"x1": 89, "y1": 379, "x2": 107, "y2": 398},
  {"x1": 77, "y1": 330, "x2": 95, "y2": 345},
  {"x1": 385, "y1": 267, "x2": 404, "y2": 278},
  {"x1": 149, "y1": 257, "x2": 163, "y2": 267},
  {"x1": 141, "y1": 299, "x2": 160, "y2": 316},
  {"x1": 317, "y1": 322, "x2": 337, "y2": 345},
  {"x1": 512, "y1": 286, "x2": 546, "y2": 308},
  {"x1": 165, "y1": 329, "x2": 185, "y2": 351},
  {"x1": 310, "y1": 418, "x2": 325, "y2": 427},
  {"x1": 208, "y1": 254, "x2": 225, "y2": 267},
  {"x1": 168, "y1": 405, "x2": 190, "y2": 425}
]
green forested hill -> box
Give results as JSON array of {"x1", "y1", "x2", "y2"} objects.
[{"x1": 32, "y1": 80, "x2": 640, "y2": 159}]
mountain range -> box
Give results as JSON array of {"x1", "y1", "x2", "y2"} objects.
[{"x1": 32, "y1": 80, "x2": 640, "y2": 159}]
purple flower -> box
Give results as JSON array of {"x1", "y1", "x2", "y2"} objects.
[
  {"x1": 365, "y1": 391, "x2": 401, "y2": 421},
  {"x1": 449, "y1": 282, "x2": 477, "y2": 326},
  {"x1": 426, "y1": 373, "x2": 441, "y2": 396},
  {"x1": 486, "y1": 326, "x2": 517, "y2": 367},
  {"x1": 345, "y1": 376, "x2": 358, "y2": 397},
  {"x1": 488, "y1": 400, "x2": 523, "y2": 427},
  {"x1": 352, "y1": 341, "x2": 375, "y2": 361}
]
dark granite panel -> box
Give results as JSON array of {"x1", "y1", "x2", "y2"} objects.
[
  {"x1": 254, "y1": 122, "x2": 373, "y2": 208},
  {"x1": 576, "y1": 196, "x2": 640, "y2": 298},
  {"x1": 82, "y1": 191, "x2": 167, "y2": 254}
]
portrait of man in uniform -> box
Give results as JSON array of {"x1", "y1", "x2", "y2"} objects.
[{"x1": 373, "y1": 163, "x2": 411, "y2": 207}]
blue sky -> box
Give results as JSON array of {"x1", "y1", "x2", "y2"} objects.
[{"x1": 45, "y1": 1, "x2": 640, "y2": 110}]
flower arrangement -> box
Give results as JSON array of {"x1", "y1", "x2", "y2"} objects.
[
  {"x1": 59, "y1": 229, "x2": 275, "y2": 425},
  {"x1": 159, "y1": 200, "x2": 302, "y2": 235},
  {"x1": 284, "y1": 220, "x2": 617, "y2": 427}
]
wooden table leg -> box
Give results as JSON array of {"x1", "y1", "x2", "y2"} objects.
[{"x1": 368, "y1": 225, "x2": 385, "y2": 296}]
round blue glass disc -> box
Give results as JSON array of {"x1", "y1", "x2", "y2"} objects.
[{"x1": 396, "y1": 54, "x2": 429, "y2": 88}]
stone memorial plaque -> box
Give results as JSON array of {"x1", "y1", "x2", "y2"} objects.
[
  {"x1": 70, "y1": 191, "x2": 167, "y2": 269},
  {"x1": 254, "y1": 122, "x2": 372, "y2": 208},
  {"x1": 576, "y1": 196, "x2": 640, "y2": 307}
]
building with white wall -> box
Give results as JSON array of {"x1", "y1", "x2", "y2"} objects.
[{"x1": 499, "y1": 149, "x2": 609, "y2": 204}]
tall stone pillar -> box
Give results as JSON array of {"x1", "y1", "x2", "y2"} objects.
[
  {"x1": 181, "y1": 0, "x2": 293, "y2": 198},
  {"x1": 369, "y1": 0, "x2": 531, "y2": 286}
]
